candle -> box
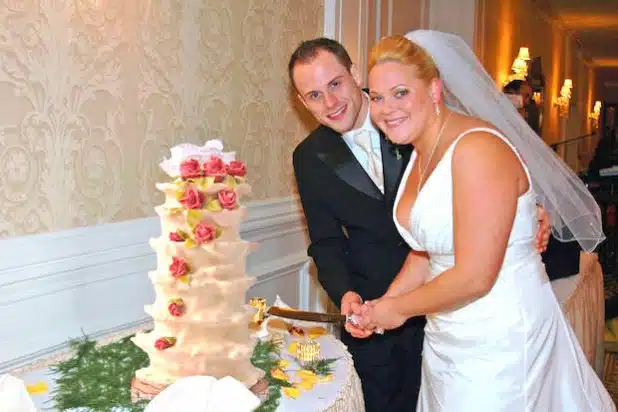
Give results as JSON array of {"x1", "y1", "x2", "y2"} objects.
[
  {"x1": 248, "y1": 297, "x2": 267, "y2": 323},
  {"x1": 296, "y1": 339, "x2": 321, "y2": 362}
]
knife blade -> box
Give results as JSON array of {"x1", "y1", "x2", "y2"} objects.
[{"x1": 266, "y1": 306, "x2": 348, "y2": 323}]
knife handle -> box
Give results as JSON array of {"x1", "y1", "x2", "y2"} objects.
[{"x1": 345, "y1": 314, "x2": 384, "y2": 335}]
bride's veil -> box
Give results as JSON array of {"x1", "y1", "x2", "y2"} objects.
[{"x1": 405, "y1": 30, "x2": 604, "y2": 252}]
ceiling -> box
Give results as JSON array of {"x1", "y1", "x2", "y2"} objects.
[{"x1": 544, "y1": 0, "x2": 618, "y2": 67}]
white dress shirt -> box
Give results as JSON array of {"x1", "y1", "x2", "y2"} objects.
[{"x1": 341, "y1": 99, "x2": 384, "y2": 193}]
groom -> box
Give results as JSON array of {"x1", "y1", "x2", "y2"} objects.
[{"x1": 289, "y1": 38, "x2": 550, "y2": 412}]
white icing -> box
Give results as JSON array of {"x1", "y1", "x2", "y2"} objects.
[{"x1": 132, "y1": 158, "x2": 263, "y2": 389}]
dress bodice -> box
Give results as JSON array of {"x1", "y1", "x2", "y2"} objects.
[
  {"x1": 393, "y1": 127, "x2": 539, "y2": 283},
  {"x1": 400, "y1": 128, "x2": 616, "y2": 412}
]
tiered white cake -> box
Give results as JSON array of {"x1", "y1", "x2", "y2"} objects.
[{"x1": 132, "y1": 140, "x2": 263, "y2": 390}]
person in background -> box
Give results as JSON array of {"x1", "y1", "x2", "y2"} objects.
[
  {"x1": 503, "y1": 80, "x2": 580, "y2": 280},
  {"x1": 503, "y1": 79, "x2": 541, "y2": 135}
]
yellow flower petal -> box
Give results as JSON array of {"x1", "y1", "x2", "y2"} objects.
[
  {"x1": 165, "y1": 207, "x2": 182, "y2": 215},
  {"x1": 299, "y1": 379, "x2": 315, "y2": 390},
  {"x1": 308, "y1": 327, "x2": 327, "y2": 339},
  {"x1": 287, "y1": 342, "x2": 298, "y2": 354},
  {"x1": 318, "y1": 374, "x2": 334, "y2": 383},
  {"x1": 282, "y1": 385, "x2": 300, "y2": 398},
  {"x1": 277, "y1": 359, "x2": 290, "y2": 369},
  {"x1": 271, "y1": 368, "x2": 289, "y2": 381},
  {"x1": 206, "y1": 199, "x2": 222, "y2": 212},
  {"x1": 297, "y1": 369, "x2": 318, "y2": 381},
  {"x1": 26, "y1": 381, "x2": 48, "y2": 395}
]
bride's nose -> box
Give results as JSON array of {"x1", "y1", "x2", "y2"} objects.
[{"x1": 381, "y1": 98, "x2": 398, "y2": 115}]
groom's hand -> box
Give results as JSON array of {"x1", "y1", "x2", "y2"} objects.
[
  {"x1": 536, "y1": 205, "x2": 551, "y2": 253},
  {"x1": 341, "y1": 291, "x2": 373, "y2": 338}
]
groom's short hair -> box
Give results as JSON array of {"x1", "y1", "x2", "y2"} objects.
[{"x1": 288, "y1": 38, "x2": 353, "y2": 91}]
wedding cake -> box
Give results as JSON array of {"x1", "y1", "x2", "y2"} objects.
[{"x1": 131, "y1": 140, "x2": 263, "y2": 397}]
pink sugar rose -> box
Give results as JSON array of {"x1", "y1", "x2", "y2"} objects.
[
  {"x1": 218, "y1": 189, "x2": 237, "y2": 210},
  {"x1": 155, "y1": 337, "x2": 176, "y2": 350},
  {"x1": 180, "y1": 187, "x2": 204, "y2": 209},
  {"x1": 203, "y1": 156, "x2": 227, "y2": 182},
  {"x1": 169, "y1": 256, "x2": 189, "y2": 278},
  {"x1": 194, "y1": 221, "x2": 217, "y2": 244},
  {"x1": 227, "y1": 160, "x2": 246, "y2": 177},
  {"x1": 168, "y1": 298, "x2": 186, "y2": 317},
  {"x1": 179, "y1": 158, "x2": 202, "y2": 179},
  {"x1": 169, "y1": 231, "x2": 184, "y2": 242}
]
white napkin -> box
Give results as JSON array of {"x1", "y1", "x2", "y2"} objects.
[
  {"x1": 0, "y1": 374, "x2": 37, "y2": 412},
  {"x1": 145, "y1": 375, "x2": 260, "y2": 412}
]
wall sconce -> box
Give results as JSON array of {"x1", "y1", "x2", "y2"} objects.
[
  {"x1": 532, "y1": 91, "x2": 543, "y2": 106},
  {"x1": 554, "y1": 79, "x2": 573, "y2": 117},
  {"x1": 503, "y1": 47, "x2": 531, "y2": 85},
  {"x1": 589, "y1": 100, "x2": 602, "y2": 120},
  {"x1": 589, "y1": 100, "x2": 602, "y2": 129}
]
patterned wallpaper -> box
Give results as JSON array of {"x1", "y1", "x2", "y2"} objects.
[{"x1": 0, "y1": 0, "x2": 322, "y2": 237}]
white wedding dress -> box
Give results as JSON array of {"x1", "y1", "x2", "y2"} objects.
[{"x1": 394, "y1": 127, "x2": 616, "y2": 411}]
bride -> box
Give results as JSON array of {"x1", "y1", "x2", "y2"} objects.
[{"x1": 355, "y1": 31, "x2": 616, "y2": 411}]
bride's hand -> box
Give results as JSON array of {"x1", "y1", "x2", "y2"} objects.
[{"x1": 358, "y1": 297, "x2": 407, "y2": 331}]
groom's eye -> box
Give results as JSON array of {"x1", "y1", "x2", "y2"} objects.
[{"x1": 330, "y1": 80, "x2": 340, "y2": 88}]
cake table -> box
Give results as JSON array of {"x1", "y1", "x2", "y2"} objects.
[
  {"x1": 270, "y1": 331, "x2": 365, "y2": 412},
  {"x1": 11, "y1": 327, "x2": 365, "y2": 412}
]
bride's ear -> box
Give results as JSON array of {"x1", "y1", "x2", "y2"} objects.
[{"x1": 429, "y1": 78, "x2": 443, "y2": 104}]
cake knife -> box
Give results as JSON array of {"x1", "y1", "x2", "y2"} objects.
[{"x1": 266, "y1": 306, "x2": 384, "y2": 334}]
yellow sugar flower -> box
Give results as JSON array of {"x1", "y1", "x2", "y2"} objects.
[
  {"x1": 26, "y1": 381, "x2": 48, "y2": 395},
  {"x1": 282, "y1": 385, "x2": 300, "y2": 398},
  {"x1": 299, "y1": 379, "x2": 315, "y2": 390},
  {"x1": 270, "y1": 368, "x2": 289, "y2": 382},
  {"x1": 287, "y1": 341, "x2": 298, "y2": 354},
  {"x1": 296, "y1": 369, "x2": 318, "y2": 382},
  {"x1": 296, "y1": 369, "x2": 319, "y2": 390},
  {"x1": 277, "y1": 359, "x2": 290, "y2": 369},
  {"x1": 308, "y1": 327, "x2": 327, "y2": 339},
  {"x1": 319, "y1": 374, "x2": 334, "y2": 383}
]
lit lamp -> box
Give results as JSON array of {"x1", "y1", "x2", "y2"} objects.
[
  {"x1": 504, "y1": 47, "x2": 531, "y2": 85},
  {"x1": 589, "y1": 100, "x2": 602, "y2": 120},
  {"x1": 554, "y1": 79, "x2": 573, "y2": 117},
  {"x1": 589, "y1": 100, "x2": 602, "y2": 129}
]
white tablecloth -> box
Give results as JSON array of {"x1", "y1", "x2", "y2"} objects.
[{"x1": 551, "y1": 252, "x2": 605, "y2": 375}]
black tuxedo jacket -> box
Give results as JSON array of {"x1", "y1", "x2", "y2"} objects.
[{"x1": 293, "y1": 125, "x2": 414, "y2": 307}]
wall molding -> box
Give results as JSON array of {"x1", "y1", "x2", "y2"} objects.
[
  {"x1": 323, "y1": 0, "x2": 342, "y2": 40},
  {"x1": 0, "y1": 196, "x2": 309, "y2": 373}
]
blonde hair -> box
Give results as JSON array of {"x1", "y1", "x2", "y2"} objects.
[{"x1": 368, "y1": 35, "x2": 439, "y2": 82}]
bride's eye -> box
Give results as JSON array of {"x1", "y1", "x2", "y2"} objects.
[
  {"x1": 370, "y1": 95, "x2": 383, "y2": 103},
  {"x1": 394, "y1": 89, "x2": 409, "y2": 98}
]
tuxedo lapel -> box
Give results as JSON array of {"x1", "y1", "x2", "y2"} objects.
[
  {"x1": 315, "y1": 128, "x2": 383, "y2": 200},
  {"x1": 380, "y1": 132, "x2": 404, "y2": 205}
]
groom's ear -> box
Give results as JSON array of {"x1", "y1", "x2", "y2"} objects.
[
  {"x1": 296, "y1": 93, "x2": 309, "y2": 110},
  {"x1": 350, "y1": 64, "x2": 362, "y2": 87}
]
